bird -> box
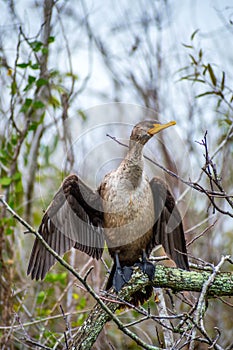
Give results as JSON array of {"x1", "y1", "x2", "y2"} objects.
[{"x1": 27, "y1": 120, "x2": 189, "y2": 305}]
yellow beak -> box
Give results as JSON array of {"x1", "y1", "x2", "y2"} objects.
[{"x1": 148, "y1": 121, "x2": 176, "y2": 135}]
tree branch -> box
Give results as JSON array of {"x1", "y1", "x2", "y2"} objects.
[
  {"x1": 0, "y1": 197, "x2": 161, "y2": 350},
  {"x1": 1, "y1": 196, "x2": 233, "y2": 350},
  {"x1": 69, "y1": 261, "x2": 233, "y2": 350},
  {"x1": 106, "y1": 133, "x2": 233, "y2": 201}
]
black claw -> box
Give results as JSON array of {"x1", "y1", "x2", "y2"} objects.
[
  {"x1": 113, "y1": 266, "x2": 133, "y2": 292},
  {"x1": 112, "y1": 252, "x2": 133, "y2": 292},
  {"x1": 135, "y1": 250, "x2": 155, "y2": 281},
  {"x1": 136, "y1": 261, "x2": 155, "y2": 281}
]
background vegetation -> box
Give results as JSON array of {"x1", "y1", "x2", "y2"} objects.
[{"x1": 0, "y1": 1, "x2": 233, "y2": 349}]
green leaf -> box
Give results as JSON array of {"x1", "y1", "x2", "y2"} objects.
[
  {"x1": 199, "y1": 49, "x2": 203, "y2": 60},
  {"x1": 6, "y1": 141, "x2": 13, "y2": 155},
  {"x1": 196, "y1": 91, "x2": 216, "y2": 98},
  {"x1": 28, "y1": 113, "x2": 45, "y2": 130},
  {"x1": 78, "y1": 110, "x2": 87, "y2": 121},
  {"x1": 23, "y1": 85, "x2": 31, "y2": 92},
  {"x1": 11, "y1": 134, "x2": 18, "y2": 146},
  {"x1": 176, "y1": 66, "x2": 190, "y2": 74},
  {"x1": 182, "y1": 43, "x2": 193, "y2": 49},
  {"x1": 202, "y1": 65, "x2": 208, "y2": 75},
  {"x1": 28, "y1": 122, "x2": 39, "y2": 131},
  {"x1": 75, "y1": 314, "x2": 86, "y2": 327},
  {"x1": 17, "y1": 62, "x2": 30, "y2": 68},
  {"x1": 37, "y1": 291, "x2": 46, "y2": 304},
  {"x1": 72, "y1": 293, "x2": 80, "y2": 300},
  {"x1": 223, "y1": 117, "x2": 232, "y2": 126},
  {"x1": 0, "y1": 177, "x2": 12, "y2": 186},
  {"x1": 45, "y1": 272, "x2": 67, "y2": 284},
  {"x1": 24, "y1": 76, "x2": 36, "y2": 91},
  {"x1": 180, "y1": 74, "x2": 196, "y2": 82},
  {"x1": 0, "y1": 156, "x2": 8, "y2": 166},
  {"x1": 0, "y1": 149, "x2": 8, "y2": 158},
  {"x1": 36, "y1": 78, "x2": 48, "y2": 87},
  {"x1": 0, "y1": 217, "x2": 14, "y2": 226},
  {"x1": 12, "y1": 172, "x2": 21, "y2": 181},
  {"x1": 30, "y1": 40, "x2": 43, "y2": 52},
  {"x1": 11, "y1": 81, "x2": 17, "y2": 95},
  {"x1": 20, "y1": 98, "x2": 32, "y2": 113},
  {"x1": 191, "y1": 29, "x2": 199, "y2": 41},
  {"x1": 32, "y1": 100, "x2": 45, "y2": 109},
  {"x1": 189, "y1": 54, "x2": 197, "y2": 65},
  {"x1": 49, "y1": 95, "x2": 60, "y2": 108},
  {"x1": 207, "y1": 64, "x2": 217, "y2": 86},
  {"x1": 49, "y1": 70, "x2": 59, "y2": 78},
  {"x1": 51, "y1": 134, "x2": 59, "y2": 153},
  {"x1": 65, "y1": 72, "x2": 79, "y2": 80},
  {"x1": 15, "y1": 178, "x2": 23, "y2": 194},
  {"x1": 77, "y1": 296, "x2": 86, "y2": 309},
  {"x1": 28, "y1": 75, "x2": 36, "y2": 84},
  {"x1": 221, "y1": 71, "x2": 225, "y2": 91},
  {"x1": 193, "y1": 79, "x2": 206, "y2": 83},
  {"x1": 6, "y1": 227, "x2": 14, "y2": 235},
  {"x1": 30, "y1": 63, "x2": 40, "y2": 70},
  {"x1": 48, "y1": 36, "x2": 55, "y2": 44},
  {"x1": 216, "y1": 98, "x2": 223, "y2": 109},
  {"x1": 44, "y1": 145, "x2": 50, "y2": 165},
  {"x1": 42, "y1": 47, "x2": 49, "y2": 55}
]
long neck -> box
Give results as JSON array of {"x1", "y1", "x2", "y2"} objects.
[{"x1": 119, "y1": 141, "x2": 144, "y2": 188}]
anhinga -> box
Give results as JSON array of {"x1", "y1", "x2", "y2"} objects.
[{"x1": 27, "y1": 120, "x2": 189, "y2": 304}]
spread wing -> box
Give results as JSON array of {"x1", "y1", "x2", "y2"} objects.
[
  {"x1": 27, "y1": 174, "x2": 104, "y2": 280},
  {"x1": 150, "y1": 177, "x2": 189, "y2": 270}
]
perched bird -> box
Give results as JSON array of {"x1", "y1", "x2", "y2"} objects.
[{"x1": 27, "y1": 120, "x2": 189, "y2": 305}]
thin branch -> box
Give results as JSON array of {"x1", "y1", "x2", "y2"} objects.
[
  {"x1": 189, "y1": 256, "x2": 228, "y2": 350},
  {"x1": 199, "y1": 131, "x2": 233, "y2": 210},
  {"x1": 154, "y1": 288, "x2": 174, "y2": 347},
  {"x1": 0, "y1": 309, "x2": 92, "y2": 330},
  {"x1": 1, "y1": 197, "x2": 233, "y2": 349},
  {"x1": 106, "y1": 133, "x2": 233, "y2": 203},
  {"x1": 184, "y1": 214, "x2": 216, "y2": 234},
  {"x1": 60, "y1": 305, "x2": 72, "y2": 349},
  {"x1": 187, "y1": 220, "x2": 217, "y2": 247},
  {"x1": 0, "y1": 196, "x2": 161, "y2": 350}
]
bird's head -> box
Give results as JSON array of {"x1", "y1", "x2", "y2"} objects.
[{"x1": 130, "y1": 119, "x2": 176, "y2": 147}]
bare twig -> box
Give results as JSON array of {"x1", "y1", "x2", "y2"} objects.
[
  {"x1": 60, "y1": 305, "x2": 72, "y2": 349},
  {"x1": 199, "y1": 131, "x2": 233, "y2": 210},
  {"x1": 187, "y1": 220, "x2": 217, "y2": 247},
  {"x1": 0, "y1": 309, "x2": 92, "y2": 330},
  {"x1": 1, "y1": 197, "x2": 233, "y2": 349},
  {"x1": 189, "y1": 256, "x2": 229, "y2": 350},
  {"x1": 0, "y1": 196, "x2": 161, "y2": 350},
  {"x1": 154, "y1": 288, "x2": 174, "y2": 347},
  {"x1": 106, "y1": 133, "x2": 233, "y2": 208}
]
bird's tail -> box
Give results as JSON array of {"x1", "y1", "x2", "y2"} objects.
[{"x1": 105, "y1": 263, "x2": 153, "y2": 307}]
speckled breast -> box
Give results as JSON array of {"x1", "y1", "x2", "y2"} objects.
[{"x1": 99, "y1": 170, "x2": 155, "y2": 249}]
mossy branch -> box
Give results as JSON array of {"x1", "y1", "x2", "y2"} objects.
[
  {"x1": 1, "y1": 197, "x2": 232, "y2": 350},
  {"x1": 69, "y1": 263, "x2": 233, "y2": 349}
]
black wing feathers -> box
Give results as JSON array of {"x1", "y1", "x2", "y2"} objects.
[
  {"x1": 27, "y1": 174, "x2": 104, "y2": 280},
  {"x1": 150, "y1": 177, "x2": 189, "y2": 270}
]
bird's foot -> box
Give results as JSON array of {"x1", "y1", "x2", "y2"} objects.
[
  {"x1": 135, "y1": 250, "x2": 155, "y2": 281},
  {"x1": 113, "y1": 266, "x2": 133, "y2": 292},
  {"x1": 135, "y1": 261, "x2": 155, "y2": 281}
]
